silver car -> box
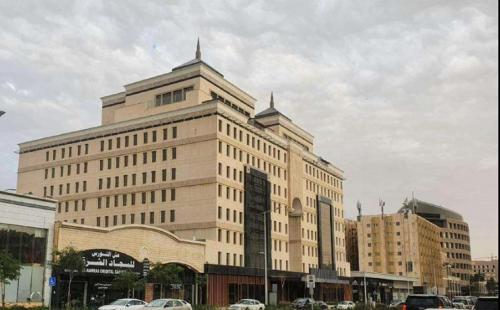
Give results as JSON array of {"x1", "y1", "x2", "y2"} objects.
[{"x1": 143, "y1": 299, "x2": 192, "y2": 310}]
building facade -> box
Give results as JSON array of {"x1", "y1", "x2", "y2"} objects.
[
  {"x1": 0, "y1": 190, "x2": 56, "y2": 306},
  {"x1": 345, "y1": 219, "x2": 359, "y2": 272},
  {"x1": 472, "y1": 258, "x2": 498, "y2": 282},
  {"x1": 16, "y1": 43, "x2": 350, "y2": 305},
  {"x1": 399, "y1": 199, "x2": 472, "y2": 294},
  {"x1": 355, "y1": 212, "x2": 445, "y2": 295}
]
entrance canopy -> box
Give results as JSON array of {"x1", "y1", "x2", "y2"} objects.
[{"x1": 54, "y1": 222, "x2": 206, "y2": 273}]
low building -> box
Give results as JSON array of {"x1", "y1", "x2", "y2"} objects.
[
  {"x1": 52, "y1": 221, "x2": 350, "y2": 307},
  {"x1": 472, "y1": 258, "x2": 498, "y2": 282},
  {"x1": 0, "y1": 190, "x2": 56, "y2": 307},
  {"x1": 350, "y1": 271, "x2": 417, "y2": 303}
]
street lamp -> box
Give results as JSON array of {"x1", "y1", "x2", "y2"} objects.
[{"x1": 260, "y1": 207, "x2": 277, "y2": 305}]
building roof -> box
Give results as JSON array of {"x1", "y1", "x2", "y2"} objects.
[
  {"x1": 171, "y1": 38, "x2": 224, "y2": 77},
  {"x1": 398, "y1": 198, "x2": 463, "y2": 221},
  {"x1": 351, "y1": 271, "x2": 419, "y2": 283},
  {"x1": 0, "y1": 190, "x2": 57, "y2": 211},
  {"x1": 255, "y1": 92, "x2": 291, "y2": 121}
]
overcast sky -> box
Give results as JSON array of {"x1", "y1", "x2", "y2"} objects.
[{"x1": 0, "y1": 0, "x2": 497, "y2": 258}]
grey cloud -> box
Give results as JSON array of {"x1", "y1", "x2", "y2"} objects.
[{"x1": 0, "y1": 0, "x2": 497, "y2": 258}]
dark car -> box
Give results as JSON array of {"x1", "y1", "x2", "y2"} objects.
[
  {"x1": 472, "y1": 296, "x2": 498, "y2": 310},
  {"x1": 403, "y1": 294, "x2": 454, "y2": 310}
]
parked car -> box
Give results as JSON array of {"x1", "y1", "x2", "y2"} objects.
[
  {"x1": 314, "y1": 301, "x2": 328, "y2": 310},
  {"x1": 388, "y1": 299, "x2": 404, "y2": 309},
  {"x1": 403, "y1": 294, "x2": 454, "y2": 310},
  {"x1": 453, "y1": 302, "x2": 467, "y2": 309},
  {"x1": 292, "y1": 298, "x2": 315, "y2": 310},
  {"x1": 472, "y1": 296, "x2": 498, "y2": 310},
  {"x1": 143, "y1": 299, "x2": 192, "y2": 310},
  {"x1": 98, "y1": 299, "x2": 147, "y2": 310},
  {"x1": 453, "y1": 296, "x2": 474, "y2": 309},
  {"x1": 228, "y1": 299, "x2": 265, "y2": 310},
  {"x1": 334, "y1": 301, "x2": 355, "y2": 309}
]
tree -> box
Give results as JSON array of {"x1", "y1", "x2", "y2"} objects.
[
  {"x1": 147, "y1": 263, "x2": 183, "y2": 298},
  {"x1": 53, "y1": 247, "x2": 85, "y2": 309},
  {"x1": 470, "y1": 273, "x2": 486, "y2": 296},
  {"x1": 113, "y1": 271, "x2": 142, "y2": 298},
  {"x1": 486, "y1": 277, "x2": 497, "y2": 296},
  {"x1": 0, "y1": 251, "x2": 21, "y2": 310}
]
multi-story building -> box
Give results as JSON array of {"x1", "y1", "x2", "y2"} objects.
[
  {"x1": 0, "y1": 190, "x2": 56, "y2": 306},
  {"x1": 472, "y1": 258, "x2": 498, "y2": 282},
  {"x1": 345, "y1": 219, "x2": 359, "y2": 271},
  {"x1": 399, "y1": 199, "x2": 472, "y2": 294},
  {"x1": 16, "y1": 43, "x2": 350, "y2": 305},
  {"x1": 356, "y1": 212, "x2": 445, "y2": 295}
]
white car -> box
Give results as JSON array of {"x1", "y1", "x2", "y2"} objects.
[
  {"x1": 228, "y1": 299, "x2": 265, "y2": 310},
  {"x1": 335, "y1": 301, "x2": 355, "y2": 310},
  {"x1": 143, "y1": 299, "x2": 192, "y2": 310},
  {"x1": 98, "y1": 299, "x2": 147, "y2": 310}
]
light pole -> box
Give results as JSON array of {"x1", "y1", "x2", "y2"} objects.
[
  {"x1": 363, "y1": 272, "x2": 367, "y2": 305},
  {"x1": 263, "y1": 210, "x2": 268, "y2": 305}
]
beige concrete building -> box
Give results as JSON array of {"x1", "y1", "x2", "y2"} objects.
[
  {"x1": 16, "y1": 42, "x2": 350, "y2": 305},
  {"x1": 472, "y1": 258, "x2": 498, "y2": 282},
  {"x1": 355, "y1": 212, "x2": 445, "y2": 295},
  {"x1": 400, "y1": 199, "x2": 472, "y2": 294}
]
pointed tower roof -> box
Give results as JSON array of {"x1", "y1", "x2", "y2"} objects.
[
  {"x1": 255, "y1": 92, "x2": 291, "y2": 120},
  {"x1": 195, "y1": 38, "x2": 201, "y2": 60},
  {"x1": 172, "y1": 38, "x2": 223, "y2": 76}
]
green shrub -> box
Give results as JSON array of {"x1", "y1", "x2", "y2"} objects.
[{"x1": 192, "y1": 305, "x2": 218, "y2": 310}]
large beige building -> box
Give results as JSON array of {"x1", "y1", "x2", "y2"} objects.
[
  {"x1": 472, "y1": 258, "x2": 498, "y2": 282},
  {"x1": 355, "y1": 212, "x2": 445, "y2": 294},
  {"x1": 16, "y1": 43, "x2": 350, "y2": 305},
  {"x1": 399, "y1": 199, "x2": 472, "y2": 294}
]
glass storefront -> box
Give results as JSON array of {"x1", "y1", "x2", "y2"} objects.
[{"x1": 0, "y1": 223, "x2": 48, "y2": 304}]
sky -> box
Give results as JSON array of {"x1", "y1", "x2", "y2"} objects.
[{"x1": 0, "y1": 0, "x2": 497, "y2": 259}]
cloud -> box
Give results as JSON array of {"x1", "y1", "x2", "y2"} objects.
[{"x1": 0, "y1": 0, "x2": 497, "y2": 258}]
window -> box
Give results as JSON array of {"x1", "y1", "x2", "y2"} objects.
[
  {"x1": 172, "y1": 147, "x2": 177, "y2": 159},
  {"x1": 171, "y1": 168, "x2": 176, "y2": 180},
  {"x1": 171, "y1": 188, "x2": 176, "y2": 201},
  {"x1": 170, "y1": 210, "x2": 175, "y2": 222},
  {"x1": 150, "y1": 212, "x2": 155, "y2": 224},
  {"x1": 161, "y1": 211, "x2": 166, "y2": 223},
  {"x1": 173, "y1": 90, "x2": 182, "y2": 102},
  {"x1": 141, "y1": 212, "x2": 146, "y2": 224},
  {"x1": 172, "y1": 127, "x2": 177, "y2": 139}
]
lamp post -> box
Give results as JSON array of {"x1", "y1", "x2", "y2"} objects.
[
  {"x1": 263, "y1": 210, "x2": 269, "y2": 305},
  {"x1": 261, "y1": 208, "x2": 275, "y2": 305},
  {"x1": 363, "y1": 272, "x2": 367, "y2": 305}
]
